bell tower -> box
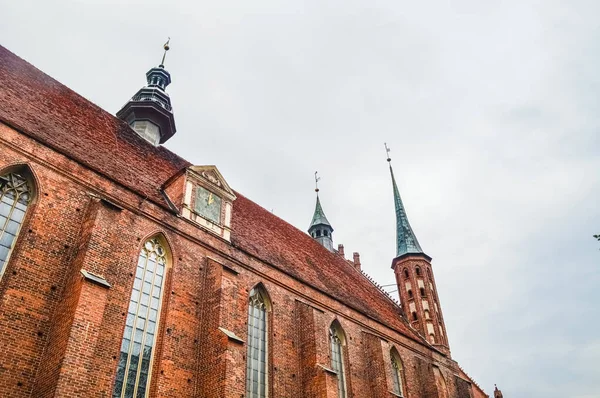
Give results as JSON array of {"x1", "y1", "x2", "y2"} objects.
[
  {"x1": 117, "y1": 39, "x2": 176, "y2": 145},
  {"x1": 385, "y1": 144, "x2": 450, "y2": 355}
]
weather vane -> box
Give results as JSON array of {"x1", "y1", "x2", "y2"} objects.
[
  {"x1": 384, "y1": 142, "x2": 392, "y2": 162},
  {"x1": 160, "y1": 37, "x2": 171, "y2": 67},
  {"x1": 314, "y1": 171, "x2": 321, "y2": 193}
]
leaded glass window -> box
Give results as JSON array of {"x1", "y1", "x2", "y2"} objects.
[
  {"x1": 330, "y1": 324, "x2": 346, "y2": 398},
  {"x1": 246, "y1": 287, "x2": 268, "y2": 398},
  {"x1": 391, "y1": 350, "x2": 405, "y2": 396},
  {"x1": 0, "y1": 172, "x2": 32, "y2": 280},
  {"x1": 113, "y1": 237, "x2": 167, "y2": 398}
]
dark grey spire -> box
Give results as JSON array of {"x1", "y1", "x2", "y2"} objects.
[{"x1": 117, "y1": 39, "x2": 176, "y2": 145}]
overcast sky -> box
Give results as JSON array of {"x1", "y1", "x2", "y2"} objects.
[{"x1": 2, "y1": 1, "x2": 599, "y2": 397}]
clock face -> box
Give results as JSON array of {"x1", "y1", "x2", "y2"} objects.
[{"x1": 194, "y1": 186, "x2": 222, "y2": 224}]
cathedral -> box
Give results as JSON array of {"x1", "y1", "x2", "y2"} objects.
[{"x1": 0, "y1": 43, "x2": 494, "y2": 397}]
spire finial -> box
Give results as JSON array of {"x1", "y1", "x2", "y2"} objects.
[
  {"x1": 314, "y1": 171, "x2": 321, "y2": 193},
  {"x1": 384, "y1": 142, "x2": 392, "y2": 162},
  {"x1": 160, "y1": 38, "x2": 171, "y2": 68}
]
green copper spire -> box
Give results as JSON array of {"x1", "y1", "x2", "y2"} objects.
[
  {"x1": 308, "y1": 172, "x2": 334, "y2": 252},
  {"x1": 309, "y1": 195, "x2": 332, "y2": 229},
  {"x1": 386, "y1": 144, "x2": 423, "y2": 257}
]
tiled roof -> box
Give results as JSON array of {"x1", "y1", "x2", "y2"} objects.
[
  {"x1": 232, "y1": 193, "x2": 424, "y2": 341},
  {"x1": 0, "y1": 46, "x2": 190, "y2": 209},
  {"x1": 0, "y1": 45, "x2": 425, "y2": 344}
]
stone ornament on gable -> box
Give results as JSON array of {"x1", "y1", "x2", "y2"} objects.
[{"x1": 202, "y1": 170, "x2": 221, "y2": 186}]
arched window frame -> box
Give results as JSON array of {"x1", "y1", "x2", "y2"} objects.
[
  {"x1": 329, "y1": 320, "x2": 348, "y2": 398},
  {"x1": 246, "y1": 284, "x2": 272, "y2": 398},
  {"x1": 415, "y1": 266, "x2": 421, "y2": 276},
  {"x1": 0, "y1": 166, "x2": 37, "y2": 282},
  {"x1": 390, "y1": 348, "x2": 406, "y2": 397},
  {"x1": 403, "y1": 268, "x2": 409, "y2": 279},
  {"x1": 113, "y1": 234, "x2": 172, "y2": 398}
]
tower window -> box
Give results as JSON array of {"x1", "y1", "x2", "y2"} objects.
[
  {"x1": 403, "y1": 269, "x2": 409, "y2": 278},
  {"x1": 316, "y1": 230, "x2": 322, "y2": 237},
  {"x1": 246, "y1": 286, "x2": 270, "y2": 398},
  {"x1": 0, "y1": 171, "x2": 33, "y2": 281},
  {"x1": 424, "y1": 309, "x2": 430, "y2": 319},
  {"x1": 113, "y1": 236, "x2": 169, "y2": 398},
  {"x1": 411, "y1": 312, "x2": 418, "y2": 321},
  {"x1": 416, "y1": 267, "x2": 421, "y2": 276},
  {"x1": 420, "y1": 287, "x2": 426, "y2": 297},
  {"x1": 407, "y1": 289, "x2": 413, "y2": 299}
]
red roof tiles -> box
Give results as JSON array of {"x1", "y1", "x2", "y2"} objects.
[
  {"x1": 232, "y1": 193, "x2": 424, "y2": 341},
  {"x1": 0, "y1": 46, "x2": 190, "y2": 209},
  {"x1": 0, "y1": 45, "x2": 424, "y2": 344}
]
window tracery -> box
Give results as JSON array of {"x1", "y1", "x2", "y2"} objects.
[
  {"x1": 330, "y1": 323, "x2": 347, "y2": 398},
  {"x1": 113, "y1": 237, "x2": 168, "y2": 398},
  {"x1": 390, "y1": 349, "x2": 405, "y2": 397},
  {"x1": 246, "y1": 287, "x2": 269, "y2": 398},
  {"x1": 0, "y1": 172, "x2": 32, "y2": 279}
]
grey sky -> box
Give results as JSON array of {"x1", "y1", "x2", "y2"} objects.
[{"x1": 2, "y1": 1, "x2": 599, "y2": 397}]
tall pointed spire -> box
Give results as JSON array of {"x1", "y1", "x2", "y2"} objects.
[
  {"x1": 385, "y1": 144, "x2": 424, "y2": 257},
  {"x1": 308, "y1": 172, "x2": 334, "y2": 252},
  {"x1": 117, "y1": 39, "x2": 176, "y2": 145}
]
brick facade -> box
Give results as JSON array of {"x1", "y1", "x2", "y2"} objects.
[{"x1": 0, "y1": 45, "x2": 487, "y2": 397}]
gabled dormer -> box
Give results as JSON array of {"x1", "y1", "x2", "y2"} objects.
[{"x1": 163, "y1": 165, "x2": 236, "y2": 241}]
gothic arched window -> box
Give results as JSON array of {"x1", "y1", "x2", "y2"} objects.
[
  {"x1": 0, "y1": 171, "x2": 33, "y2": 280},
  {"x1": 113, "y1": 236, "x2": 169, "y2": 398},
  {"x1": 246, "y1": 286, "x2": 270, "y2": 398},
  {"x1": 330, "y1": 321, "x2": 347, "y2": 398},
  {"x1": 390, "y1": 348, "x2": 405, "y2": 397}
]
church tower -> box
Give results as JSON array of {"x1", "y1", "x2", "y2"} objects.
[
  {"x1": 386, "y1": 146, "x2": 450, "y2": 354},
  {"x1": 117, "y1": 40, "x2": 176, "y2": 145},
  {"x1": 308, "y1": 172, "x2": 335, "y2": 252}
]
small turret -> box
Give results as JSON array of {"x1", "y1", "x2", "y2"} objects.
[
  {"x1": 494, "y1": 384, "x2": 503, "y2": 398},
  {"x1": 117, "y1": 39, "x2": 176, "y2": 145},
  {"x1": 308, "y1": 172, "x2": 334, "y2": 252}
]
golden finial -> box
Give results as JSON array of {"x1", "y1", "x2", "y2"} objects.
[{"x1": 160, "y1": 37, "x2": 171, "y2": 67}]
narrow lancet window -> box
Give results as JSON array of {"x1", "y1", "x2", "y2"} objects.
[
  {"x1": 113, "y1": 237, "x2": 168, "y2": 398},
  {"x1": 0, "y1": 171, "x2": 33, "y2": 280},
  {"x1": 390, "y1": 349, "x2": 405, "y2": 396},
  {"x1": 330, "y1": 323, "x2": 347, "y2": 398},
  {"x1": 246, "y1": 287, "x2": 269, "y2": 398}
]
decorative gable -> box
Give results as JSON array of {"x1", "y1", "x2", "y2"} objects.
[{"x1": 180, "y1": 165, "x2": 236, "y2": 241}]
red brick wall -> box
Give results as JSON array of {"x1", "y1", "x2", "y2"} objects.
[{"x1": 0, "y1": 122, "x2": 485, "y2": 398}]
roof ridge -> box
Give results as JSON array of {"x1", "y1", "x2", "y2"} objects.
[
  {"x1": 457, "y1": 363, "x2": 488, "y2": 396},
  {"x1": 359, "y1": 268, "x2": 401, "y2": 308}
]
